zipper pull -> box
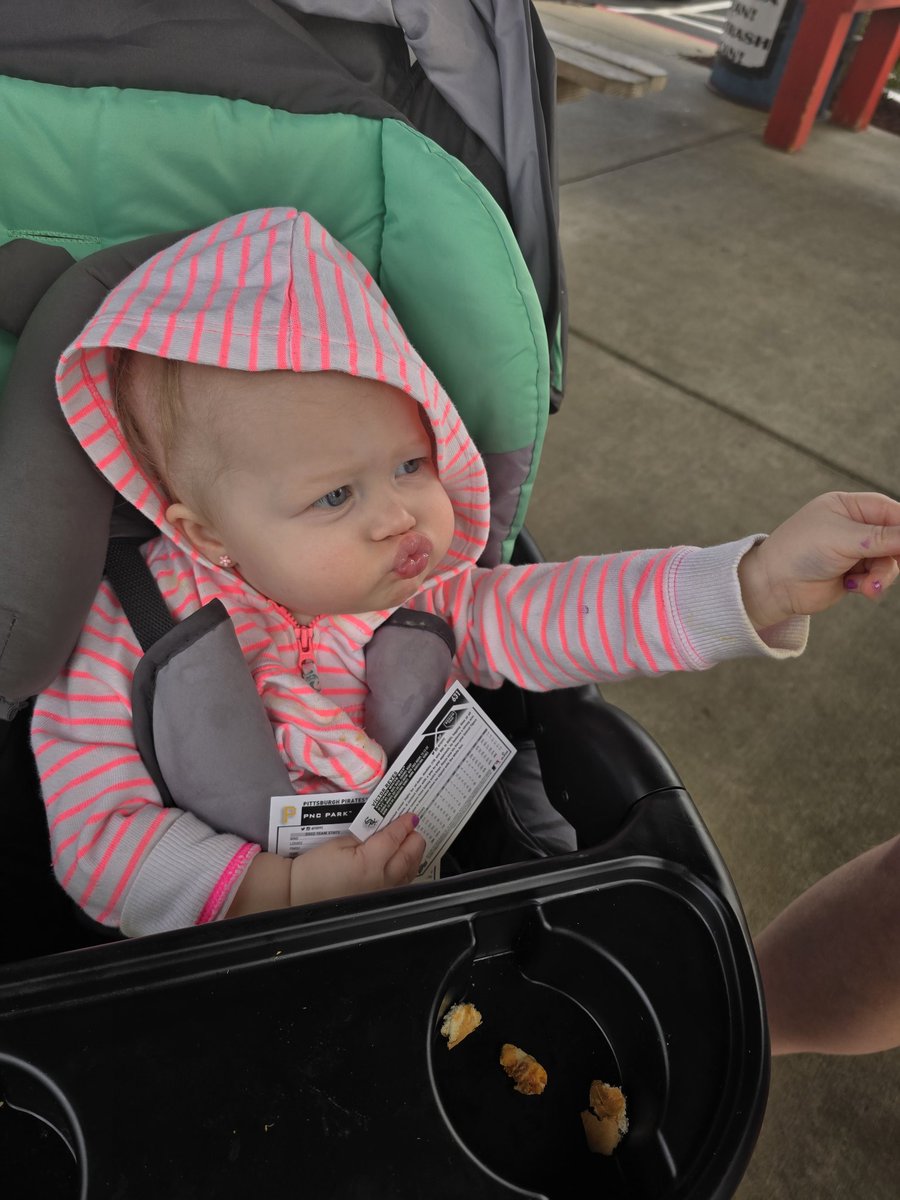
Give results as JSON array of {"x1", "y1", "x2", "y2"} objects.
[{"x1": 298, "y1": 625, "x2": 321, "y2": 691}]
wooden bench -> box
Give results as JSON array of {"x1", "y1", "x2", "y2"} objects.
[{"x1": 535, "y1": 1, "x2": 668, "y2": 101}]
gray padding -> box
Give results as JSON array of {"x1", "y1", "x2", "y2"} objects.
[
  {"x1": 364, "y1": 611, "x2": 455, "y2": 762},
  {"x1": 0, "y1": 240, "x2": 75, "y2": 336},
  {"x1": 137, "y1": 603, "x2": 293, "y2": 846},
  {"x1": 481, "y1": 447, "x2": 538, "y2": 568},
  {"x1": 0, "y1": 232, "x2": 188, "y2": 707}
]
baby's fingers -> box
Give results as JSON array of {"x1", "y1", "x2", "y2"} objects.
[
  {"x1": 363, "y1": 813, "x2": 425, "y2": 886},
  {"x1": 844, "y1": 555, "x2": 900, "y2": 599}
]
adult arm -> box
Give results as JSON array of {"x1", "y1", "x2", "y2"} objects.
[{"x1": 756, "y1": 835, "x2": 900, "y2": 1056}]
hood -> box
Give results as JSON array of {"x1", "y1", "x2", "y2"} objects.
[{"x1": 55, "y1": 207, "x2": 490, "y2": 591}]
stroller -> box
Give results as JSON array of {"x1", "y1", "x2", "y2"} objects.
[{"x1": 0, "y1": 3, "x2": 768, "y2": 1197}]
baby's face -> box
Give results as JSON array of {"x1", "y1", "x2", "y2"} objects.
[{"x1": 184, "y1": 370, "x2": 455, "y2": 623}]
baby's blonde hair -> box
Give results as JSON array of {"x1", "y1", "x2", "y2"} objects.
[{"x1": 111, "y1": 349, "x2": 185, "y2": 501}]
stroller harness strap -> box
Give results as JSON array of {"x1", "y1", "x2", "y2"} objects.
[{"x1": 106, "y1": 538, "x2": 455, "y2": 845}]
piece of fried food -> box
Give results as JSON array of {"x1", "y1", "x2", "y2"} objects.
[
  {"x1": 440, "y1": 1002, "x2": 483, "y2": 1049},
  {"x1": 499, "y1": 1043, "x2": 547, "y2": 1095},
  {"x1": 581, "y1": 1080, "x2": 628, "y2": 1155}
]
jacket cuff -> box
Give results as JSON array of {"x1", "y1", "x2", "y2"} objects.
[
  {"x1": 121, "y1": 811, "x2": 258, "y2": 936},
  {"x1": 670, "y1": 535, "x2": 809, "y2": 668}
]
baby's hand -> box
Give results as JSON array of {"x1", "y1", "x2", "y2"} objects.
[
  {"x1": 738, "y1": 492, "x2": 900, "y2": 630},
  {"x1": 288, "y1": 812, "x2": 425, "y2": 906}
]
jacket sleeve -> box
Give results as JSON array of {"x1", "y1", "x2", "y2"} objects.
[
  {"x1": 30, "y1": 581, "x2": 259, "y2": 937},
  {"x1": 410, "y1": 538, "x2": 809, "y2": 691}
]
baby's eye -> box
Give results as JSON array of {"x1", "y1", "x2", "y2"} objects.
[
  {"x1": 397, "y1": 458, "x2": 425, "y2": 476},
  {"x1": 312, "y1": 485, "x2": 352, "y2": 509}
]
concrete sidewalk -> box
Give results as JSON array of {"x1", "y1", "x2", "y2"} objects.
[{"x1": 528, "y1": 6, "x2": 900, "y2": 1198}]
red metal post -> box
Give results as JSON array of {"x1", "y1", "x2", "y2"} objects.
[
  {"x1": 763, "y1": 0, "x2": 856, "y2": 152},
  {"x1": 830, "y1": 8, "x2": 900, "y2": 130}
]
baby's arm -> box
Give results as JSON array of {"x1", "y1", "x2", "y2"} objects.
[
  {"x1": 737, "y1": 491, "x2": 900, "y2": 629},
  {"x1": 224, "y1": 814, "x2": 424, "y2": 917},
  {"x1": 33, "y1": 591, "x2": 256, "y2": 936},
  {"x1": 416, "y1": 491, "x2": 899, "y2": 690},
  {"x1": 414, "y1": 542, "x2": 790, "y2": 691}
]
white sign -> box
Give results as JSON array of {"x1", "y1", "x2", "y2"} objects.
[{"x1": 719, "y1": 0, "x2": 789, "y2": 70}]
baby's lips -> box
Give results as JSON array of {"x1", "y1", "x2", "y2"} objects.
[{"x1": 393, "y1": 532, "x2": 433, "y2": 579}]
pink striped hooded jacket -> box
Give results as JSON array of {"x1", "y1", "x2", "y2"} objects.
[{"x1": 33, "y1": 207, "x2": 807, "y2": 936}]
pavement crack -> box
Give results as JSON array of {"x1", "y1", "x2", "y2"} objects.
[
  {"x1": 567, "y1": 326, "x2": 898, "y2": 497},
  {"x1": 559, "y1": 127, "x2": 753, "y2": 185}
]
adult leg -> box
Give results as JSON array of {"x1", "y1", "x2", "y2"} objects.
[{"x1": 756, "y1": 834, "x2": 900, "y2": 1055}]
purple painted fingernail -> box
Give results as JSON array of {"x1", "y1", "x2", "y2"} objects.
[
  {"x1": 410, "y1": 813, "x2": 420, "y2": 828},
  {"x1": 844, "y1": 577, "x2": 858, "y2": 590},
  {"x1": 873, "y1": 580, "x2": 883, "y2": 593}
]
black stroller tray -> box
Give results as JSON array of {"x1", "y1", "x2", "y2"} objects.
[{"x1": 0, "y1": 847, "x2": 766, "y2": 1199}]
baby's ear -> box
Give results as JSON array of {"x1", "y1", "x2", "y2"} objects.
[{"x1": 166, "y1": 501, "x2": 227, "y2": 564}]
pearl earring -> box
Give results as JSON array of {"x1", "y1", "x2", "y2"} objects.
[{"x1": 218, "y1": 554, "x2": 234, "y2": 569}]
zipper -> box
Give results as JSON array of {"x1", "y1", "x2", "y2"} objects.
[{"x1": 297, "y1": 623, "x2": 321, "y2": 691}]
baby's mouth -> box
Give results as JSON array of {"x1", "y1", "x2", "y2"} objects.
[{"x1": 393, "y1": 532, "x2": 433, "y2": 580}]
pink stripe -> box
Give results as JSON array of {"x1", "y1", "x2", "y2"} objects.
[
  {"x1": 196, "y1": 843, "x2": 259, "y2": 924},
  {"x1": 96, "y1": 444, "x2": 124, "y2": 472},
  {"x1": 653, "y1": 549, "x2": 685, "y2": 670},
  {"x1": 113, "y1": 463, "x2": 139, "y2": 492},
  {"x1": 301, "y1": 215, "x2": 329, "y2": 369},
  {"x1": 551, "y1": 561, "x2": 593, "y2": 685},
  {"x1": 573, "y1": 565, "x2": 602, "y2": 677},
  {"x1": 62, "y1": 815, "x2": 119, "y2": 887},
  {"x1": 125, "y1": 226, "x2": 199, "y2": 352},
  {"x1": 52, "y1": 776, "x2": 150, "y2": 835},
  {"x1": 32, "y1": 709, "x2": 133, "y2": 731},
  {"x1": 332, "y1": 260, "x2": 357, "y2": 374},
  {"x1": 83, "y1": 624, "x2": 141, "y2": 656},
  {"x1": 99, "y1": 250, "x2": 166, "y2": 347},
  {"x1": 277, "y1": 273, "x2": 292, "y2": 370},
  {"x1": 77, "y1": 813, "x2": 134, "y2": 907},
  {"x1": 158, "y1": 221, "x2": 228, "y2": 358},
  {"x1": 248, "y1": 226, "x2": 278, "y2": 372},
  {"x1": 97, "y1": 810, "x2": 170, "y2": 923},
  {"x1": 66, "y1": 395, "x2": 100, "y2": 422},
  {"x1": 617, "y1": 553, "x2": 639, "y2": 672},
  {"x1": 188, "y1": 241, "x2": 227, "y2": 361},
  {"x1": 515, "y1": 569, "x2": 560, "y2": 689},
  {"x1": 491, "y1": 580, "x2": 527, "y2": 688},
  {"x1": 344, "y1": 245, "x2": 385, "y2": 381},
  {"x1": 33, "y1": 737, "x2": 61, "y2": 757},
  {"x1": 39, "y1": 742, "x2": 94, "y2": 783},
  {"x1": 630, "y1": 557, "x2": 660, "y2": 673},
  {"x1": 44, "y1": 753, "x2": 144, "y2": 808},
  {"x1": 600, "y1": 559, "x2": 619, "y2": 676},
  {"x1": 80, "y1": 423, "x2": 111, "y2": 449},
  {"x1": 218, "y1": 215, "x2": 252, "y2": 367}
]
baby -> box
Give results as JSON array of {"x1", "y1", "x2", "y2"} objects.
[{"x1": 34, "y1": 207, "x2": 900, "y2": 936}]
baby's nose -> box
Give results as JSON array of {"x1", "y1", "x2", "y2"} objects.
[{"x1": 371, "y1": 497, "x2": 416, "y2": 540}]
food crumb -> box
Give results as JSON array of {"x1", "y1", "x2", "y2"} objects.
[
  {"x1": 581, "y1": 1080, "x2": 628, "y2": 1155},
  {"x1": 440, "y1": 1001, "x2": 483, "y2": 1049},
  {"x1": 499, "y1": 1043, "x2": 547, "y2": 1095}
]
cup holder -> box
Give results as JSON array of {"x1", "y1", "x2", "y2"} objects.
[
  {"x1": 428, "y1": 907, "x2": 675, "y2": 1199},
  {"x1": 0, "y1": 1055, "x2": 82, "y2": 1199}
]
